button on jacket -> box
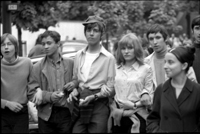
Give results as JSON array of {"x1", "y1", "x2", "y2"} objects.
[{"x1": 147, "y1": 78, "x2": 200, "y2": 132}]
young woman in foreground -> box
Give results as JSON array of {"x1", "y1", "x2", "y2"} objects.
[{"x1": 146, "y1": 46, "x2": 200, "y2": 132}]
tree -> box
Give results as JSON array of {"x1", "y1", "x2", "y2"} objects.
[
  {"x1": 148, "y1": 0, "x2": 182, "y2": 33},
  {"x1": 147, "y1": 0, "x2": 200, "y2": 35},
  {"x1": 11, "y1": 1, "x2": 60, "y2": 56},
  {"x1": 56, "y1": 1, "x2": 90, "y2": 21}
]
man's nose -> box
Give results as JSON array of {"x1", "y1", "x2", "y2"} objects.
[
  {"x1": 89, "y1": 30, "x2": 94, "y2": 35},
  {"x1": 44, "y1": 44, "x2": 48, "y2": 49},
  {"x1": 153, "y1": 38, "x2": 157, "y2": 44}
]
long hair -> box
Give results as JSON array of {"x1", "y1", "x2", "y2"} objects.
[
  {"x1": 1, "y1": 33, "x2": 19, "y2": 58},
  {"x1": 116, "y1": 33, "x2": 144, "y2": 66}
]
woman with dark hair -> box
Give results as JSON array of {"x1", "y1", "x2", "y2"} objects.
[
  {"x1": 28, "y1": 34, "x2": 45, "y2": 58},
  {"x1": 1, "y1": 33, "x2": 42, "y2": 133},
  {"x1": 147, "y1": 46, "x2": 200, "y2": 132},
  {"x1": 109, "y1": 33, "x2": 153, "y2": 133}
]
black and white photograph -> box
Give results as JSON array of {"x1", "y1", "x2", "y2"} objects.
[{"x1": 1, "y1": 0, "x2": 200, "y2": 133}]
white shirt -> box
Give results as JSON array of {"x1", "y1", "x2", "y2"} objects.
[
  {"x1": 81, "y1": 52, "x2": 99, "y2": 81},
  {"x1": 114, "y1": 62, "x2": 153, "y2": 104}
]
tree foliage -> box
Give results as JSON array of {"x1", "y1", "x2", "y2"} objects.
[
  {"x1": 11, "y1": 1, "x2": 59, "y2": 32},
  {"x1": 147, "y1": 0, "x2": 199, "y2": 33},
  {"x1": 2, "y1": 0, "x2": 199, "y2": 37}
]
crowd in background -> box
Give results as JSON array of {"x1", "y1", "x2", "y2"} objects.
[{"x1": 1, "y1": 14, "x2": 200, "y2": 133}]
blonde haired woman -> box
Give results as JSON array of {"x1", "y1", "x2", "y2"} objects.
[{"x1": 109, "y1": 33, "x2": 153, "y2": 133}]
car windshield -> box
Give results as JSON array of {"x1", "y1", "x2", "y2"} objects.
[{"x1": 61, "y1": 42, "x2": 87, "y2": 53}]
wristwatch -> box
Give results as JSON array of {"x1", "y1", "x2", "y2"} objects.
[
  {"x1": 94, "y1": 94, "x2": 99, "y2": 101},
  {"x1": 133, "y1": 102, "x2": 137, "y2": 109}
]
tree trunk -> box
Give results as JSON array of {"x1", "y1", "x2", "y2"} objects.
[
  {"x1": 17, "y1": 25, "x2": 23, "y2": 56},
  {"x1": 105, "y1": 32, "x2": 109, "y2": 51},
  {"x1": 186, "y1": 12, "x2": 191, "y2": 39}
]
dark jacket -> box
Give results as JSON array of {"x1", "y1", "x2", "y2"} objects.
[
  {"x1": 193, "y1": 43, "x2": 200, "y2": 83},
  {"x1": 146, "y1": 78, "x2": 200, "y2": 132},
  {"x1": 32, "y1": 56, "x2": 78, "y2": 121}
]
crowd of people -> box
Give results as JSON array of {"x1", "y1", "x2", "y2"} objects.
[{"x1": 1, "y1": 14, "x2": 200, "y2": 133}]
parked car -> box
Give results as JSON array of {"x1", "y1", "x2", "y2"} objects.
[{"x1": 29, "y1": 40, "x2": 87, "y2": 64}]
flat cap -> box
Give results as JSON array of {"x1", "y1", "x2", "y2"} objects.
[{"x1": 82, "y1": 15, "x2": 106, "y2": 30}]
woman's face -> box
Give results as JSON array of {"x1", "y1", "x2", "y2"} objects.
[
  {"x1": 121, "y1": 44, "x2": 135, "y2": 62},
  {"x1": 1, "y1": 37, "x2": 15, "y2": 59},
  {"x1": 164, "y1": 52, "x2": 185, "y2": 78}
]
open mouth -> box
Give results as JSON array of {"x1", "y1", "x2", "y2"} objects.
[{"x1": 4, "y1": 51, "x2": 10, "y2": 54}]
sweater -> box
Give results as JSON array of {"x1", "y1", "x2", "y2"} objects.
[{"x1": 1, "y1": 57, "x2": 38, "y2": 108}]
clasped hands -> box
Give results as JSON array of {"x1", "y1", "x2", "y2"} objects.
[
  {"x1": 50, "y1": 82, "x2": 75, "y2": 103},
  {"x1": 66, "y1": 85, "x2": 95, "y2": 107},
  {"x1": 118, "y1": 93, "x2": 151, "y2": 117}
]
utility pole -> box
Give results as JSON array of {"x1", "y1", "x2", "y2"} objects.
[{"x1": 2, "y1": 1, "x2": 11, "y2": 34}]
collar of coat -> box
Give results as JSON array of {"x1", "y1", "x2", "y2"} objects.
[{"x1": 163, "y1": 78, "x2": 194, "y2": 92}]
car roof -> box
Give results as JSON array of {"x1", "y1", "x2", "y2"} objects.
[{"x1": 30, "y1": 40, "x2": 87, "y2": 64}]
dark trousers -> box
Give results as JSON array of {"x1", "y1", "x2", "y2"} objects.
[
  {"x1": 72, "y1": 98, "x2": 109, "y2": 133},
  {"x1": 112, "y1": 112, "x2": 146, "y2": 133},
  {"x1": 38, "y1": 106, "x2": 71, "y2": 133},
  {"x1": 1, "y1": 105, "x2": 29, "y2": 133}
]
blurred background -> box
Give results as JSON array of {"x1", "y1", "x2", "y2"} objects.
[{"x1": 1, "y1": 0, "x2": 199, "y2": 57}]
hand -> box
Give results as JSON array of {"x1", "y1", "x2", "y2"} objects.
[
  {"x1": 118, "y1": 100, "x2": 134, "y2": 110},
  {"x1": 101, "y1": 85, "x2": 111, "y2": 97},
  {"x1": 32, "y1": 88, "x2": 43, "y2": 105},
  {"x1": 122, "y1": 109, "x2": 135, "y2": 117},
  {"x1": 140, "y1": 94, "x2": 151, "y2": 106},
  {"x1": 6, "y1": 101, "x2": 23, "y2": 113},
  {"x1": 63, "y1": 82, "x2": 75, "y2": 93},
  {"x1": 67, "y1": 88, "x2": 79, "y2": 103},
  {"x1": 51, "y1": 91, "x2": 64, "y2": 103},
  {"x1": 79, "y1": 95, "x2": 95, "y2": 107}
]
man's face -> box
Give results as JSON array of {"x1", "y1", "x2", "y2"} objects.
[
  {"x1": 148, "y1": 32, "x2": 167, "y2": 53},
  {"x1": 85, "y1": 24, "x2": 101, "y2": 46},
  {"x1": 1, "y1": 37, "x2": 15, "y2": 59},
  {"x1": 192, "y1": 25, "x2": 200, "y2": 44},
  {"x1": 41, "y1": 36, "x2": 59, "y2": 56}
]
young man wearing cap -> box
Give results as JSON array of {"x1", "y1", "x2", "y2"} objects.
[
  {"x1": 144, "y1": 24, "x2": 197, "y2": 101},
  {"x1": 68, "y1": 15, "x2": 116, "y2": 133},
  {"x1": 191, "y1": 15, "x2": 200, "y2": 83}
]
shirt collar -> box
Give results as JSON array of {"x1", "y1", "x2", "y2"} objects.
[
  {"x1": 131, "y1": 61, "x2": 140, "y2": 71},
  {"x1": 81, "y1": 44, "x2": 110, "y2": 57},
  {"x1": 47, "y1": 53, "x2": 63, "y2": 65},
  {"x1": 117, "y1": 61, "x2": 140, "y2": 71}
]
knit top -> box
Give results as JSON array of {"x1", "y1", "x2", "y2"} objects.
[{"x1": 1, "y1": 57, "x2": 37, "y2": 108}]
